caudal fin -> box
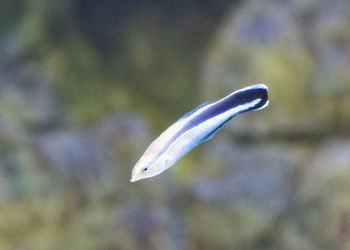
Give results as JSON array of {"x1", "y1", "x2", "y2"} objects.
[{"x1": 231, "y1": 83, "x2": 269, "y2": 112}]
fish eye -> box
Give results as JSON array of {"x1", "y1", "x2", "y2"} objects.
[{"x1": 142, "y1": 167, "x2": 148, "y2": 172}]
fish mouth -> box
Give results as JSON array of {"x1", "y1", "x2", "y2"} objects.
[{"x1": 130, "y1": 174, "x2": 138, "y2": 182}]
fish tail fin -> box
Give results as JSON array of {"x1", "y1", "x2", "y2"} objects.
[{"x1": 231, "y1": 83, "x2": 269, "y2": 112}]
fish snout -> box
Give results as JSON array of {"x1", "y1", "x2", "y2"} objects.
[{"x1": 130, "y1": 171, "x2": 140, "y2": 182}]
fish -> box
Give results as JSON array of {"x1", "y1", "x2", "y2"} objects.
[{"x1": 130, "y1": 84, "x2": 269, "y2": 182}]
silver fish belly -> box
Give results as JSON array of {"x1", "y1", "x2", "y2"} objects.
[{"x1": 130, "y1": 84, "x2": 269, "y2": 182}]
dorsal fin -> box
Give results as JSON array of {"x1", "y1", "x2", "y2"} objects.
[{"x1": 177, "y1": 101, "x2": 212, "y2": 122}]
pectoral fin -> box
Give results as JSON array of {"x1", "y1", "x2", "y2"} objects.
[{"x1": 199, "y1": 126, "x2": 222, "y2": 144}]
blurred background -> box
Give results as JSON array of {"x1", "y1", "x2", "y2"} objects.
[{"x1": 0, "y1": 0, "x2": 350, "y2": 249}]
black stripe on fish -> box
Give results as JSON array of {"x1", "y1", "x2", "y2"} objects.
[{"x1": 168, "y1": 86, "x2": 268, "y2": 146}]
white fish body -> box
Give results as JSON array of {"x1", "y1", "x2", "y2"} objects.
[{"x1": 130, "y1": 84, "x2": 269, "y2": 182}]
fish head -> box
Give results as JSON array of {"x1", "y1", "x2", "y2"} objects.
[{"x1": 130, "y1": 152, "x2": 170, "y2": 182}]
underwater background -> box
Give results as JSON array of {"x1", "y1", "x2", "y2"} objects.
[{"x1": 1, "y1": 0, "x2": 350, "y2": 249}]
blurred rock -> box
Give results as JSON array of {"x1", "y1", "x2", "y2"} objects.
[
  {"x1": 281, "y1": 138, "x2": 350, "y2": 249},
  {"x1": 188, "y1": 138, "x2": 322, "y2": 249},
  {"x1": 32, "y1": 130, "x2": 112, "y2": 198},
  {"x1": 96, "y1": 112, "x2": 150, "y2": 166},
  {"x1": 191, "y1": 139, "x2": 309, "y2": 220},
  {"x1": 0, "y1": 147, "x2": 34, "y2": 200},
  {"x1": 0, "y1": 36, "x2": 61, "y2": 130},
  {"x1": 201, "y1": 0, "x2": 350, "y2": 137},
  {"x1": 188, "y1": 203, "x2": 273, "y2": 250},
  {"x1": 306, "y1": 138, "x2": 350, "y2": 183},
  {"x1": 127, "y1": 204, "x2": 159, "y2": 248},
  {"x1": 125, "y1": 198, "x2": 186, "y2": 250},
  {"x1": 0, "y1": 115, "x2": 28, "y2": 147}
]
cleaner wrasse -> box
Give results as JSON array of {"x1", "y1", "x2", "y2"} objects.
[{"x1": 130, "y1": 84, "x2": 269, "y2": 182}]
